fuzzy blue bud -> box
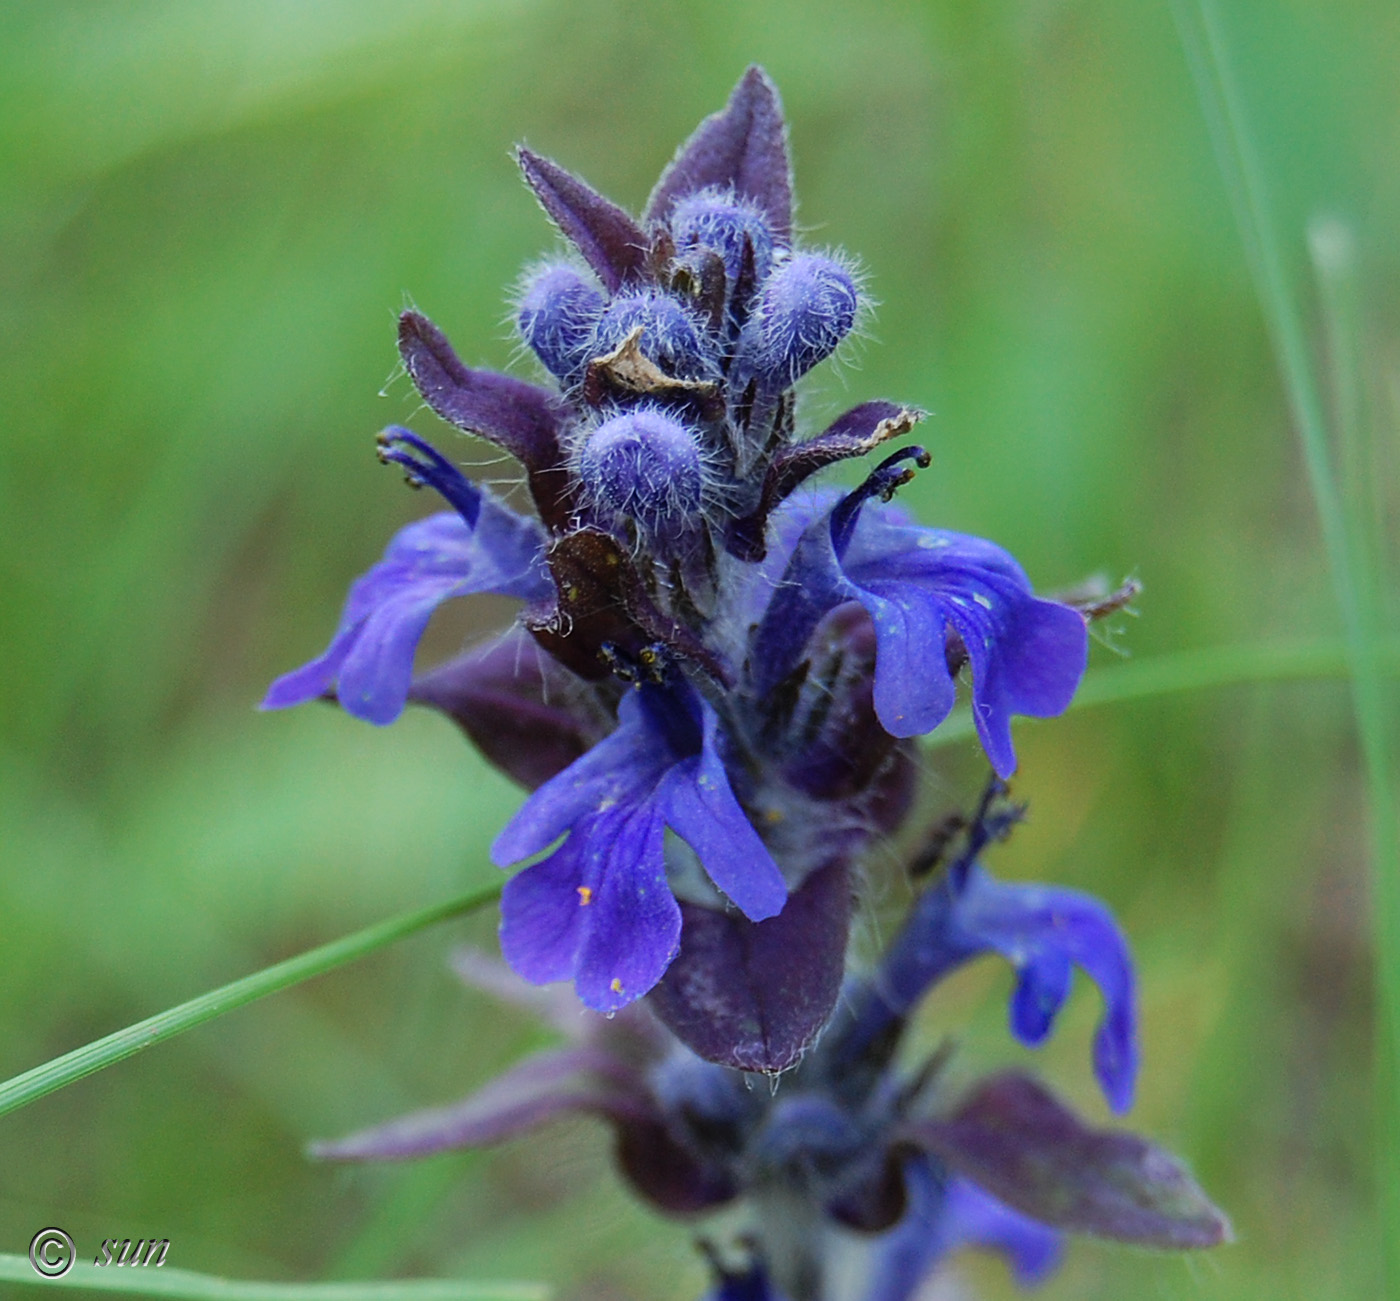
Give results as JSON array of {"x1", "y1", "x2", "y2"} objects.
[
  {"x1": 740, "y1": 253, "x2": 859, "y2": 387},
  {"x1": 517, "y1": 263, "x2": 605, "y2": 381},
  {"x1": 670, "y1": 190, "x2": 777, "y2": 288},
  {"x1": 577, "y1": 407, "x2": 707, "y2": 532},
  {"x1": 594, "y1": 291, "x2": 716, "y2": 380}
]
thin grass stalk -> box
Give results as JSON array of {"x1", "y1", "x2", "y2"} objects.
[
  {"x1": 1169, "y1": 1, "x2": 1400, "y2": 1288},
  {"x1": 0, "y1": 882, "x2": 503, "y2": 1120},
  {"x1": 925, "y1": 636, "x2": 1400, "y2": 749}
]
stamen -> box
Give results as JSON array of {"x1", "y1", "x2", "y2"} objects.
[
  {"x1": 375, "y1": 426, "x2": 482, "y2": 527},
  {"x1": 946, "y1": 776, "x2": 1024, "y2": 891},
  {"x1": 829, "y1": 445, "x2": 932, "y2": 557}
]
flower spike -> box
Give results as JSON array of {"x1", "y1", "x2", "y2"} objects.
[{"x1": 265, "y1": 77, "x2": 1227, "y2": 1295}]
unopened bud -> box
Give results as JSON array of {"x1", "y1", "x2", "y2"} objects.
[
  {"x1": 594, "y1": 291, "x2": 716, "y2": 381},
  {"x1": 739, "y1": 252, "x2": 859, "y2": 387},
  {"x1": 577, "y1": 407, "x2": 707, "y2": 533},
  {"x1": 517, "y1": 263, "x2": 605, "y2": 381}
]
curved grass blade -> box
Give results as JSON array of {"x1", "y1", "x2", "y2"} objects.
[
  {"x1": 0, "y1": 1255, "x2": 544, "y2": 1301},
  {"x1": 0, "y1": 882, "x2": 502, "y2": 1121}
]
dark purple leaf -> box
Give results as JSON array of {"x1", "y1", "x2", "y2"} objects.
[
  {"x1": 515, "y1": 148, "x2": 649, "y2": 293},
  {"x1": 397, "y1": 310, "x2": 573, "y2": 529},
  {"x1": 778, "y1": 604, "x2": 898, "y2": 802},
  {"x1": 649, "y1": 860, "x2": 852, "y2": 1074},
  {"x1": 307, "y1": 1047, "x2": 653, "y2": 1161},
  {"x1": 728, "y1": 403, "x2": 923, "y2": 561},
  {"x1": 615, "y1": 1119, "x2": 741, "y2": 1215},
  {"x1": 825, "y1": 1150, "x2": 908, "y2": 1232},
  {"x1": 409, "y1": 632, "x2": 605, "y2": 790},
  {"x1": 912, "y1": 1073, "x2": 1232, "y2": 1249},
  {"x1": 646, "y1": 66, "x2": 793, "y2": 240}
]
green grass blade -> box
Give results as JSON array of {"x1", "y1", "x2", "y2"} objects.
[
  {"x1": 1169, "y1": 2, "x2": 1400, "y2": 1289},
  {"x1": 925, "y1": 637, "x2": 1400, "y2": 749},
  {"x1": 0, "y1": 1255, "x2": 544, "y2": 1301},
  {"x1": 0, "y1": 881, "x2": 502, "y2": 1121}
]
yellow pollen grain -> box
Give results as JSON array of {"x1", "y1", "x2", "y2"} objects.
[
  {"x1": 610, "y1": 977, "x2": 624, "y2": 993},
  {"x1": 577, "y1": 885, "x2": 593, "y2": 906}
]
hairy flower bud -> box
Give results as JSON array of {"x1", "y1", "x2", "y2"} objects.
[
  {"x1": 594, "y1": 290, "x2": 716, "y2": 380},
  {"x1": 670, "y1": 190, "x2": 777, "y2": 289},
  {"x1": 516, "y1": 263, "x2": 605, "y2": 381},
  {"x1": 577, "y1": 407, "x2": 707, "y2": 533},
  {"x1": 739, "y1": 252, "x2": 860, "y2": 387}
]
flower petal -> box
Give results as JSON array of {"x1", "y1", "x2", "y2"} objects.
[
  {"x1": 859, "y1": 582, "x2": 957, "y2": 739},
  {"x1": 936, "y1": 1177, "x2": 1063, "y2": 1286},
  {"x1": 953, "y1": 865, "x2": 1138, "y2": 1113},
  {"x1": 657, "y1": 703, "x2": 787, "y2": 921},
  {"x1": 500, "y1": 801, "x2": 680, "y2": 1014},
  {"x1": 498, "y1": 830, "x2": 596, "y2": 986},
  {"x1": 840, "y1": 507, "x2": 1087, "y2": 777},
  {"x1": 262, "y1": 503, "x2": 548, "y2": 726},
  {"x1": 832, "y1": 828, "x2": 1137, "y2": 1112},
  {"x1": 861, "y1": 1159, "x2": 1060, "y2": 1301},
  {"x1": 572, "y1": 804, "x2": 680, "y2": 1012},
  {"x1": 490, "y1": 689, "x2": 669, "y2": 865}
]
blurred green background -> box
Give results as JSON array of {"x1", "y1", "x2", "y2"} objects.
[{"x1": 2, "y1": 0, "x2": 1397, "y2": 1297}]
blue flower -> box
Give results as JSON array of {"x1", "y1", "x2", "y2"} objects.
[
  {"x1": 261, "y1": 430, "x2": 549, "y2": 725},
  {"x1": 863, "y1": 1160, "x2": 1061, "y2": 1300},
  {"x1": 835, "y1": 786, "x2": 1138, "y2": 1113},
  {"x1": 492, "y1": 680, "x2": 788, "y2": 1013},
  {"x1": 283, "y1": 65, "x2": 1229, "y2": 1301},
  {"x1": 757, "y1": 449, "x2": 1088, "y2": 778},
  {"x1": 948, "y1": 865, "x2": 1138, "y2": 1112}
]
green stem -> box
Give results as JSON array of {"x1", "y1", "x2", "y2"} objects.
[
  {"x1": 0, "y1": 882, "x2": 502, "y2": 1121},
  {"x1": 1169, "y1": 2, "x2": 1400, "y2": 1290},
  {"x1": 0, "y1": 1255, "x2": 543, "y2": 1301}
]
